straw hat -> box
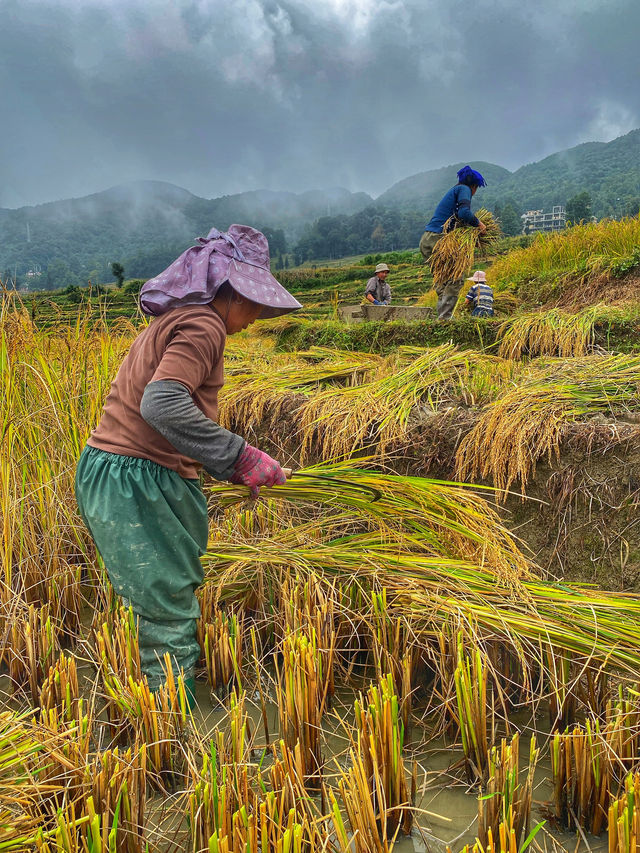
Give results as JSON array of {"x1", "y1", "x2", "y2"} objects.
[
  {"x1": 140, "y1": 224, "x2": 302, "y2": 319},
  {"x1": 375, "y1": 263, "x2": 390, "y2": 273},
  {"x1": 467, "y1": 270, "x2": 487, "y2": 282}
]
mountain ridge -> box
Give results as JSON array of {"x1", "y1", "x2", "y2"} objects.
[
  {"x1": 0, "y1": 182, "x2": 374, "y2": 285},
  {"x1": 377, "y1": 128, "x2": 640, "y2": 217},
  {"x1": 3, "y1": 128, "x2": 640, "y2": 284}
]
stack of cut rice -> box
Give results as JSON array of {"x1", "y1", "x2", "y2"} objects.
[{"x1": 430, "y1": 209, "x2": 500, "y2": 286}]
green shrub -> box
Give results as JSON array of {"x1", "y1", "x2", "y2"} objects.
[{"x1": 122, "y1": 279, "x2": 145, "y2": 295}]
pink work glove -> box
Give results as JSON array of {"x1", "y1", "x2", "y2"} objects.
[{"x1": 229, "y1": 444, "x2": 287, "y2": 498}]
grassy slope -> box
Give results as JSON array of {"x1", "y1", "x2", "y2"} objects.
[
  {"x1": 489, "y1": 216, "x2": 640, "y2": 304},
  {"x1": 20, "y1": 218, "x2": 640, "y2": 356}
]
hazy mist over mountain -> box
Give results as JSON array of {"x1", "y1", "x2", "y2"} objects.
[
  {"x1": 2, "y1": 0, "x2": 639, "y2": 208},
  {"x1": 3, "y1": 126, "x2": 640, "y2": 283}
]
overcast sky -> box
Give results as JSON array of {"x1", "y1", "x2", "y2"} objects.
[{"x1": 2, "y1": 0, "x2": 639, "y2": 208}]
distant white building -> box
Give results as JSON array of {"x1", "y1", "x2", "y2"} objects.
[{"x1": 521, "y1": 206, "x2": 567, "y2": 234}]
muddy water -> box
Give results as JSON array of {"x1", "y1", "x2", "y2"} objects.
[
  {"x1": 186, "y1": 682, "x2": 609, "y2": 853},
  {"x1": 4, "y1": 665, "x2": 608, "y2": 853},
  {"x1": 3, "y1": 629, "x2": 609, "y2": 851}
]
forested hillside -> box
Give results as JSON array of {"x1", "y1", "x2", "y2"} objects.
[
  {"x1": 0, "y1": 182, "x2": 372, "y2": 289},
  {"x1": 376, "y1": 162, "x2": 511, "y2": 211},
  {"x1": 495, "y1": 129, "x2": 640, "y2": 218},
  {"x1": 292, "y1": 208, "x2": 427, "y2": 264},
  {"x1": 292, "y1": 130, "x2": 640, "y2": 261},
  {"x1": 4, "y1": 129, "x2": 640, "y2": 285},
  {"x1": 378, "y1": 129, "x2": 640, "y2": 219}
]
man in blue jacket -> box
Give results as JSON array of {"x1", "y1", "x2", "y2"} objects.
[{"x1": 420, "y1": 166, "x2": 487, "y2": 320}]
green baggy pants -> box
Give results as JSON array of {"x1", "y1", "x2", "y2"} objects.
[
  {"x1": 75, "y1": 446, "x2": 208, "y2": 689},
  {"x1": 419, "y1": 230, "x2": 464, "y2": 320}
]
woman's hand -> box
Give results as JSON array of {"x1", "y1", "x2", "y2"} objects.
[{"x1": 229, "y1": 444, "x2": 287, "y2": 498}]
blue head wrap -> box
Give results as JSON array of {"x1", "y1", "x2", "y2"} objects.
[{"x1": 457, "y1": 165, "x2": 486, "y2": 188}]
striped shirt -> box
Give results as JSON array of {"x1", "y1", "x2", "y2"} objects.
[{"x1": 465, "y1": 283, "x2": 494, "y2": 315}]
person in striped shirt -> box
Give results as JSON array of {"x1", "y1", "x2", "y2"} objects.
[{"x1": 464, "y1": 270, "x2": 494, "y2": 317}]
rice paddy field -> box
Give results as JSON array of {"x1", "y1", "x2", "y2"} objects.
[{"x1": 4, "y1": 216, "x2": 640, "y2": 852}]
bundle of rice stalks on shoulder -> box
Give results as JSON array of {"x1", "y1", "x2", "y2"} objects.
[{"x1": 430, "y1": 209, "x2": 500, "y2": 286}]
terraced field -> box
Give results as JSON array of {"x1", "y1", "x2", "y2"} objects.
[{"x1": 3, "y1": 217, "x2": 640, "y2": 852}]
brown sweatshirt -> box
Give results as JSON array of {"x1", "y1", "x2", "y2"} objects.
[{"x1": 88, "y1": 305, "x2": 227, "y2": 479}]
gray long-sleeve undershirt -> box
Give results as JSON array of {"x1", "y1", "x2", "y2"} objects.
[{"x1": 140, "y1": 380, "x2": 245, "y2": 480}]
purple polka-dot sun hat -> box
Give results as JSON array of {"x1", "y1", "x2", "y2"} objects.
[{"x1": 140, "y1": 224, "x2": 302, "y2": 319}]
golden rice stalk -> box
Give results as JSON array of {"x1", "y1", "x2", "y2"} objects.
[
  {"x1": 266, "y1": 739, "x2": 325, "y2": 830},
  {"x1": 190, "y1": 703, "x2": 320, "y2": 852},
  {"x1": 456, "y1": 353, "x2": 640, "y2": 496},
  {"x1": 33, "y1": 800, "x2": 88, "y2": 853},
  {"x1": 189, "y1": 738, "x2": 238, "y2": 850},
  {"x1": 205, "y1": 463, "x2": 513, "y2": 639},
  {"x1": 0, "y1": 304, "x2": 35, "y2": 358},
  {"x1": 331, "y1": 761, "x2": 389, "y2": 853},
  {"x1": 497, "y1": 305, "x2": 605, "y2": 360},
  {"x1": 0, "y1": 309, "x2": 129, "y2": 640},
  {"x1": 281, "y1": 574, "x2": 336, "y2": 704},
  {"x1": 447, "y1": 814, "x2": 541, "y2": 853},
  {"x1": 203, "y1": 510, "x2": 640, "y2": 683},
  {"x1": 608, "y1": 772, "x2": 640, "y2": 853},
  {"x1": 331, "y1": 735, "x2": 414, "y2": 853},
  {"x1": 455, "y1": 381, "x2": 579, "y2": 497},
  {"x1": 477, "y1": 733, "x2": 539, "y2": 852},
  {"x1": 101, "y1": 654, "x2": 191, "y2": 791},
  {"x1": 429, "y1": 210, "x2": 500, "y2": 286},
  {"x1": 353, "y1": 673, "x2": 414, "y2": 838},
  {"x1": 488, "y1": 215, "x2": 640, "y2": 302},
  {"x1": 550, "y1": 720, "x2": 609, "y2": 835},
  {"x1": 260, "y1": 740, "x2": 330, "y2": 852},
  {"x1": 39, "y1": 652, "x2": 84, "y2": 730},
  {"x1": 604, "y1": 686, "x2": 640, "y2": 784},
  {"x1": 218, "y1": 348, "x2": 387, "y2": 435},
  {"x1": 197, "y1": 608, "x2": 244, "y2": 697},
  {"x1": 9, "y1": 604, "x2": 61, "y2": 705},
  {"x1": 87, "y1": 745, "x2": 147, "y2": 852},
  {"x1": 370, "y1": 589, "x2": 415, "y2": 734},
  {"x1": 31, "y1": 705, "x2": 93, "y2": 819},
  {"x1": 226, "y1": 689, "x2": 253, "y2": 767},
  {"x1": 93, "y1": 606, "x2": 143, "y2": 730},
  {"x1": 0, "y1": 710, "x2": 67, "y2": 848},
  {"x1": 33, "y1": 790, "x2": 144, "y2": 853},
  {"x1": 454, "y1": 636, "x2": 491, "y2": 785},
  {"x1": 298, "y1": 344, "x2": 472, "y2": 462},
  {"x1": 276, "y1": 629, "x2": 326, "y2": 788},
  {"x1": 0, "y1": 810, "x2": 42, "y2": 852},
  {"x1": 206, "y1": 806, "x2": 313, "y2": 853},
  {"x1": 190, "y1": 721, "x2": 326, "y2": 852},
  {"x1": 189, "y1": 711, "x2": 257, "y2": 851}
]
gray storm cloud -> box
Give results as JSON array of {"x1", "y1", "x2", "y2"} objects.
[{"x1": 1, "y1": 0, "x2": 639, "y2": 207}]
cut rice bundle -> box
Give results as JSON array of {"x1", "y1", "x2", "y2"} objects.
[{"x1": 430, "y1": 209, "x2": 501, "y2": 286}]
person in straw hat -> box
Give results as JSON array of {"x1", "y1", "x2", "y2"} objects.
[
  {"x1": 364, "y1": 262, "x2": 391, "y2": 305},
  {"x1": 464, "y1": 270, "x2": 494, "y2": 318},
  {"x1": 75, "y1": 225, "x2": 302, "y2": 705},
  {"x1": 419, "y1": 165, "x2": 487, "y2": 320}
]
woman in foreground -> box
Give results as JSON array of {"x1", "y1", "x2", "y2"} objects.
[{"x1": 75, "y1": 225, "x2": 301, "y2": 703}]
